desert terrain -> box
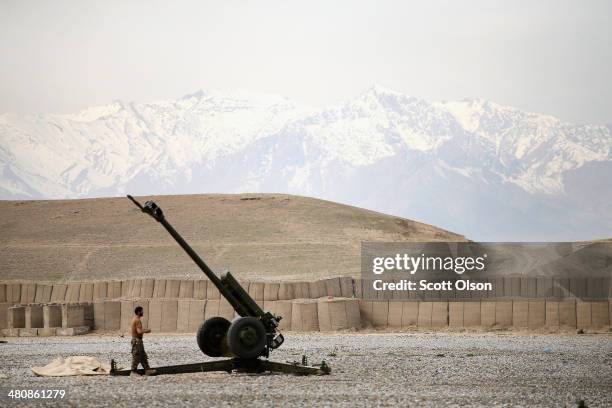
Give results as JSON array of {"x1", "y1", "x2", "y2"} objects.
[
  {"x1": 1, "y1": 332, "x2": 611, "y2": 407},
  {"x1": 0, "y1": 194, "x2": 464, "y2": 283}
]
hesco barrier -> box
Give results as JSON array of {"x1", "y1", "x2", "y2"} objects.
[{"x1": 0, "y1": 278, "x2": 611, "y2": 334}]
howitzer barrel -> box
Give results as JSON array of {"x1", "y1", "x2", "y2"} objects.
[
  {"x1": 127, "y1": 195, "x2": 257, "y2": 318},
  {"x1": 127, "y1": 195, "x2": 284, "y2": 357}
]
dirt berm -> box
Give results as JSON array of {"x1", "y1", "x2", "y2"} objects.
[{"x1": 0, "y1": 193, "x2": 465, "y2": 282}]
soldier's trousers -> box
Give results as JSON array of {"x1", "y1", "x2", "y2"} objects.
[{"x1": 131, "y1": 338, "x2": 150, "y2": 371}]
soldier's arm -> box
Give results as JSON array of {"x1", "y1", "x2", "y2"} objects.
[{"x1": 137, "y1": 320, "x2": 151, "y2": 334}]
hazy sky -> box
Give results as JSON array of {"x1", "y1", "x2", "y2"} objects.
[{"x1": 1, "y1": 0, "x2": 610, "y2": 124}]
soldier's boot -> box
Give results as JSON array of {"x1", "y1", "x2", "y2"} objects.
[
  {"x1": 130, "y1": 371, "x2": 142, "y2": 377},
  {"x1": 144, "y1": 368, "x2": 157, "y2": 376}
]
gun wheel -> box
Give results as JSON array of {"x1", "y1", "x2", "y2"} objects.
[
  {"x1": 197, "y1": 316, "x2": 231, "y2": 357},
  {"x1": 227, "y1": 317, "x2": 266, "y2": 359}
]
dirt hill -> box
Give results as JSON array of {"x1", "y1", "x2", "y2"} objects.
[{"x1": 0, "y1": 194, "x2": 465, "y2": 282}]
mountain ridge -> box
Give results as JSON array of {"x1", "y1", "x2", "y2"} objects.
[{"x1": 1, "y1": 86, "x2": 610, "y2": 241}]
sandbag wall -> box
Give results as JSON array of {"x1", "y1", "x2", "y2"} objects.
[
  {"x1": 2, "y1": 303, "x2": 93, "y2": 337},
  {"x1": 1, "y1": 277, "x2": 611, "y2": 333},
  {"x1": 355, "y1": 276, "x2": 611, "y2": 330},
  {"x1": 358, "y1": 300, "x2": 611, "y2": 330},
  {"x1": 0, "y1": 278, "x2": 359, "y2": 334}
]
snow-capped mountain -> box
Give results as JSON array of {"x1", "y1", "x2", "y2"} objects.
[{"x1": 1, "y1": 85, "x2": 610, "y2": 241}]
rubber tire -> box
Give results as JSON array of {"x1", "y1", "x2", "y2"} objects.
[
  {"x1": 197, "y1": 316, "x2": 231, "y2": 357},
  {"x1": 227, "y1": 317, "x2": 267, "y2": 359}
]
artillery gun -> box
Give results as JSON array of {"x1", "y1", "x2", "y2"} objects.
[{"x1": 110, "y1": 195, "x2": 330, "y2": 376}]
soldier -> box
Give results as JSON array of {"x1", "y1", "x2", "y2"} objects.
[{"x1": 131, "y1": 306, "x2": 156, "y2": 376}]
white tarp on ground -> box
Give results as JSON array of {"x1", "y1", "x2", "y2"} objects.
[{"x1": 32, "y1": 356, "x2": 111, "y2": 376}]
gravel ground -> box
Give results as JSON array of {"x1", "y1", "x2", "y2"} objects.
[{"x1": 0, "y1": 332, "x2": 611, "y2": 407}]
